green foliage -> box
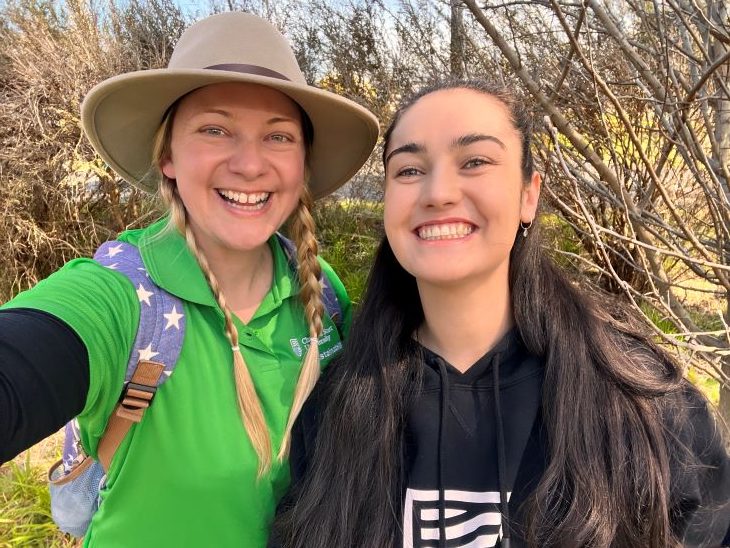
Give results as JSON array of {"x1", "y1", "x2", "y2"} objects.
[
  {"x1": 687, "y1": 305, "x2": 724, "y2": 333},
  {"x1": 0, "y1": 458, "x2": 74, "y2": 547},
  {"x1": 313, "y1": 199, "x2": 383, "y2": 305},
  {"x1": 540, "y1": 213, "x2": 582, "y2": 270},
  {"x1": 541, "y1": 213, "x2": 580, "y2": 253},
  {"x1": 640, "y1": 302, "x2": 680, "y2": 336},
  {"x1": 686, "y1": 368, "x2": 720, "y2": 406}
]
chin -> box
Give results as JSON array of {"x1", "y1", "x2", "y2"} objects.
[
  {"x1": 409, "y1": 267, "x2": 475, "y2": 287},
  {"x1": 235, "y1": 238, "x2": 272, "y2": 251},
  {"x1": 212, "y1": 234, "x2": 269, "y2": 253}
]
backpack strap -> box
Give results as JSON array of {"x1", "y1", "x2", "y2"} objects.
[
  {"x1": 93, "y1": 241, "x2": 186, "y2": 470},
  {"x1": 275, "y1": 233, "x2": 344, "y2": 334}
]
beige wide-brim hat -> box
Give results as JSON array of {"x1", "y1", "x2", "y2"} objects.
[{"x1": 81, "y1": 12, "x2": 379, "y2": 199}]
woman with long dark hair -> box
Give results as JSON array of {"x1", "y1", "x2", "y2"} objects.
[{"x1": 272, "y1": 80, "x2": 730, "y2": 547}]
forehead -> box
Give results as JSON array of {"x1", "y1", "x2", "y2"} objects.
[
  {"x1": 175, "y1": 81, "x2": 301, "y2": 119},
  {"x1": 389, "y1": 88, "x2": 518, "y2": 150}
]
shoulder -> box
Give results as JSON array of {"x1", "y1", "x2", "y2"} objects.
[
  {"x1": 117, "y1": 218, "x2": 163, "y2": 246},
  {"x1": 2, "y1": 250, "x2": 145, "y2": 451},
  {"x1": 317, "y1": 256, "x2": 353, "y2": 336},
  {"x1": 664, "y1": 383, "x2": 726, "y2": 462},
  {"x1": 4, "y1": 257, "x2": 139, "y2": 323},
  {"x1": 664, "y1": 382, "x2": 730, "y2": 545}
]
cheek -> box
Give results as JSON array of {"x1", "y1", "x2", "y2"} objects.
[
  {"x1": 383, "y1": 185, "x2": 416, "y2": 264},
  {"x1": 173, "y1": 178, "x2": 200, "y2": 214},
  {"x1": 276, "y1": 182, "x2": 304, "y2": 224},
  {"x1": 383, "y1": 182, "x2": 411, "y2": 221},
  {"x1": 288, "y1": 183, "x2": 304, "y2": 207},
  {"x1": 383, "y1": 211, "x2": 396, "y2": 246},
  {"x1": 279, "y1": 152, "x2": 307, "y2": 188},
  {"x1": 383, "y1": 186, "x2": 402, "y2": 237}
]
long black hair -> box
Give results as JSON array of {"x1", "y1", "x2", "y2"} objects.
[{"x1": 275, "y1": 80, "x2": 700, "y2": 547}]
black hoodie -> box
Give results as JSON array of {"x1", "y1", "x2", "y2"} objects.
[
  {"x1": 279, "y1": 330, "x2": 730, "y2": 548},
  {"x1": 403, "y1": 330, "x2": 543, "y2": 548}
]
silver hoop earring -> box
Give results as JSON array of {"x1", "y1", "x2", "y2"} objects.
[{"x1": 520, "y1": 220, "x2": 533, "y2": 238}]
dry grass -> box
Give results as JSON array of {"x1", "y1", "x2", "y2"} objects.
[
  {"x1": 0, "y1": 1, "x2": 186, "y2": 543},
  {"x1": 0, "y1": 0, "x2": 184, "y2": 302},
  {"x1": 1, "y1": 432, "x2": 75, "y2": 547},
  {"x1": 10, "y1": 431, "x2": 64, "y2": 471}
]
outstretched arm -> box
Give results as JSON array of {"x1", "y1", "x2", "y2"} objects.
[{"x1": 0, "y1": 308, "x2": 89, "y2": 464}]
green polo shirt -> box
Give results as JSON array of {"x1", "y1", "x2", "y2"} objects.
[{"x1": 3, "y1": 218, "x2": 351, "y2": 547}]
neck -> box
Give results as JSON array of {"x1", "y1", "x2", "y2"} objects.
[
  {"x1": 417, "y1": 268, "x2": 513, "y2": 372},
  {"x1": 198, "y1": 240, "x2": 274, "y2": 324}
]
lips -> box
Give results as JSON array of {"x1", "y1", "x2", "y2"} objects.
[
  {"x1": 217, "y1": 189, "x2": 270, "y2": 209},
  {"x1": 416, "y1": 221, "x2": 475, "y2": 241}
]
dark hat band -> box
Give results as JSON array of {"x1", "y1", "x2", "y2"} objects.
[{"x1": 204, "y1": 64, "x2": 290, "y2": 81}]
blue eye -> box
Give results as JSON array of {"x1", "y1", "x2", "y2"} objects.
[
  {"x1": 269, "y1": 134, "x2": 293, "y2": 143},
  {"x1": 202, "y1": 127, "x2": 225, "y2": 136}
]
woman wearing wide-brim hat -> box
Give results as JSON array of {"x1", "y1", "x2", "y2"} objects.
[{"x1": 0, "y1": 11, "x2": 378, "y2": 547}]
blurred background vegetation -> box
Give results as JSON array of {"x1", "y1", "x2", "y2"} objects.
[{"x1": 1, "y1": 0, "x2": 728, "y2": 544}]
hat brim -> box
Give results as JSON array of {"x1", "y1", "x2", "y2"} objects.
[{"x1": 81, "y1": 68, "x2": 380, "y2": 199}]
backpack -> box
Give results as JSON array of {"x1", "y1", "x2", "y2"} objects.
[{"x1": 47, "y1": 235, "x2": 343, "y2": 537}]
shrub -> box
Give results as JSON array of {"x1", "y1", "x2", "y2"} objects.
[
  {"x1": 311, "y1": 198, "x2": 383, "y2": 305},
  {"x1": 0, "y1": 0, "x2": 185, "y2": 302}
]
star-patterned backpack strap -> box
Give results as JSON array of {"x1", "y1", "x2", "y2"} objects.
[
  {"x1": 48, "y1": 240, "x2": 187, "y2": 538},
  {"x1": 93, "y1": 240, "x2": 186, "y2": 470}
]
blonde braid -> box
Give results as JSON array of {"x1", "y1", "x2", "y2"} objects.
[
  {"x1": 156, "y1": 125, "x2": 272, "y2": 476},
  {"x1": 182, "y1": 220, "x2": 273, "y2": 476},
  {"x1": 278, "y1": 186, "x2": 325, "y2": 460}
]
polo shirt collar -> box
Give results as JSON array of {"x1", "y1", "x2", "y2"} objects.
[{"x1": 137, "y1": 219, "x2": 295, "y2": 312}]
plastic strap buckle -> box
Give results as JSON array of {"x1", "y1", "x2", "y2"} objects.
[{"x1": 119, "y1": 381, "x2": 157, "y2": 409}]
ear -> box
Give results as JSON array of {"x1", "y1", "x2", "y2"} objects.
[
  {"x1": 160, "y1": 156, "x2": 176, "y2": 179},
  {"x1": 520, "y1": 171, "x2": 541, "y2": 223}
]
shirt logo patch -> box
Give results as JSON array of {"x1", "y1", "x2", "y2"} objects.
[
  {"x1": 290, "y1": 325, "x2": 343, "y2": 359},
  {"x1": 289, "y1": 337, "x2": 303, "y2": 358},
  {"x1": 403, "y1": 488, "x2": 510, "y2": 548}
]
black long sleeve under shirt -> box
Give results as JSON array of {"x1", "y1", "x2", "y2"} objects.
[{"x1": 0, "y1": 308, "x2": 89, "y2": 464}]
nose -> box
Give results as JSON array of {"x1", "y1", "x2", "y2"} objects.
[
  {"x1": 419, "y1": 164, "x2": 462, "y2": 208},
  {"x1": 227, "y1": 139, "x2": 267, "y2": 180}
]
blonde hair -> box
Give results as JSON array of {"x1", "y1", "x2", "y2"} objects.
[
  {"x1": 152, "y1": 103, "x2": 325, "y2": 475},
  {"x1": 278, "y1": 186, "x2": 324, "y2": 460}
]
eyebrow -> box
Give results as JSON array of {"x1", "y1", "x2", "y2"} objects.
[
  {"x1": 267, "y1": 116, "x2": 299, "y2": 125},
  {"x1": 452, "y1": 133, "x2": 506, "y2": 149},
  {"x1": 199, "y1": 108, "x2": 232, "y2": 118},
  {"x1": 195, "y1": 111, "x2": 297, "y2": 125},
  {"x1": 385, "y1": 133, "x2": 506, "y2": 166},
  {"x1": 384, "y1": 142, "x2": 425, "y2": 165}
]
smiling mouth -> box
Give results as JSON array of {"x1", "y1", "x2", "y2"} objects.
[
  {"x1": 417, "y1": 222, "x2": 475, "y2": 241},
  {"x1": 217, "y1": 189, "x2": 271, "y2": 209}
]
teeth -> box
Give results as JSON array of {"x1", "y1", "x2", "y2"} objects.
[
  {"x1": 417, "y1": 222, "x2": 474, "y2": 240},
  {"x1": 218, "y1": 190, "x2": 270, "y2": 207}
]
